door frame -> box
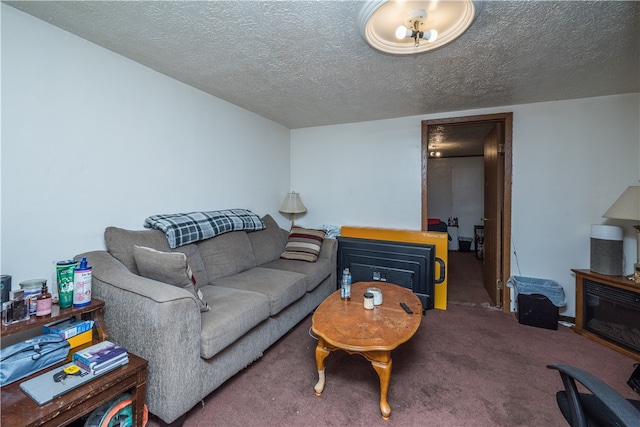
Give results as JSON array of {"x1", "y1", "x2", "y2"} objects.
[{"x1": 421, "y1": 112, "x2": 513, "y2": 312}]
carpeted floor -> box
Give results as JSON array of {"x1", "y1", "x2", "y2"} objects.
[
  {"x1": 445, "y1": 251, "x2": 492, "y2": 307},
  {"x1": 148, "y1": 252, "x2": 638, "y2": 426}
]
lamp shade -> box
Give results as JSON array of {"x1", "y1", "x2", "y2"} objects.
[
  {"x1": 279, "y1": 192, "x2": 307, "y2": 214},
  {"x1": 603, "y1": 186, "x2": 640, "y2": 220}
]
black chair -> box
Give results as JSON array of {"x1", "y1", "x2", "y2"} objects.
[
  {"x1": 547, "y1": 364, "x2": 640, "y2": 427},
  {"x1": 426, "y1": 220, "x2": 451, "y2": 241}
]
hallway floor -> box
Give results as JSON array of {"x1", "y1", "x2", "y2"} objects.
[{"x1": 446, "y1": 250, "x2": 493, "y2": 306}]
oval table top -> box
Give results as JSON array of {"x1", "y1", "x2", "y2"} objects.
[{"x1": 312, "y1": 281, "x2": 422, "y2": 353}]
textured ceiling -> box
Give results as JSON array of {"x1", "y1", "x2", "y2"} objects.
[
  {"x1": 427, "y1": 122, "x2": 496, "y2": 157},
  {"x1": 6, "y1": 0, "x2": 640, "y2": 137}
]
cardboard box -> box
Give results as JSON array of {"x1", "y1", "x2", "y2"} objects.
[
  {"x1": 43, "y1": 318, "x2": 94, "y2": 339},
  {"x1": 66, "y1": 329, "x2": 93, "y2": 349}
]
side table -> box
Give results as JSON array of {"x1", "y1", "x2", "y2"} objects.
[
  {"x1": 1, "y1": 353, "x2": 148, "y2": 427},
  {"x1": 1, "y1": 298, "x2": 148, "y2": 426}
]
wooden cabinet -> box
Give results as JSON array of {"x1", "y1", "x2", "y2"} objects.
[
  {"x1": 572, "y1": 269, "x2": 640, "y2": 362},
  {"x1": 1, "y1": 299, "x2": 149, "y2": 427}
]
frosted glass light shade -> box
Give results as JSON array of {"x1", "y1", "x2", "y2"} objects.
[{"x1": 359, "y1": 0, "x2": 481, "y2": 55}]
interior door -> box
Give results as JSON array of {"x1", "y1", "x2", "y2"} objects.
[
  {"x1": 422, "y1": 112, "x2": 512, "y2": 312},
  {"x1": 482, "y1": 125, "x2": 503, "y2": 306}
]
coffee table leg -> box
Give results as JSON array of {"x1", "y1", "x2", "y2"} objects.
[
  {"x1": 371, "y1": 353, "x2": 392, "y2": 420},
  {"x1": 314, "y1": 337, "x2": 330, "y2": 396}
]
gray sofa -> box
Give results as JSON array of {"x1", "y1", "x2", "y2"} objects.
[{"x1": 76, "y1": 215, "x2": 337, "y2": 425}]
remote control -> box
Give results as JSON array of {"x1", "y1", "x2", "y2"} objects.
[{"x1": 399, "y1": 302, "x2": 413, "y2": 314}]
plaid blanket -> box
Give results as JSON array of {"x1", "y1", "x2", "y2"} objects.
[{"x1": 144, "y1": 209, "x2": 265, "y2": 249}]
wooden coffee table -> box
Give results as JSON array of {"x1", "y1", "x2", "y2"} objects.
[{"x1": 312, "y1": 281, "x2": 422, "y2": 420}]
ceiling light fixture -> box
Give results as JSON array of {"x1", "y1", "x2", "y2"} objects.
[
  {"x1": 394, "y1": 10, "x2": 438, "y2": 47},
  {"x1": 359, "y1": 0, "x2": 482, "y2": 55}
]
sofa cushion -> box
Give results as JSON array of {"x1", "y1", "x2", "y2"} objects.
[
  {"x1": 197, "y1": 231, "x2": 256, "y2": 280},
  {"x1": 213, "y1": 268, "x2": 306, "y2": 316},
  {"x1": 247, "y1": 215, "x2": 287, "y2": 266},
  {"x1": 133, "y1": 246, "x2": 209, "y2": 312},
  {"x1": 133, "y1": 246, "x2": 210, "y2": 312},
  {"x1": 198, "y1": 285, "x2": 271, "y2": 359},
  {"x1": 261, "y1": 256, "x2": 333, "y2": 292},
  {"x1": 105, "y1": 227, "x2": 210, "y2": 287},
  {"x1": 280, "y1": 227, "x2": 327, "y2": 262}
]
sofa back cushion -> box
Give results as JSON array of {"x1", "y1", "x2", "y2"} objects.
[
  {"x1": 104, "y1": 227, "x2": 210, "y2": 287},
  {"x1": 197, "y1": 231, "x2": 257, "y2": 280},
  {"x1": 247, "y1": 215, "x2": 287, "y2": 266}
]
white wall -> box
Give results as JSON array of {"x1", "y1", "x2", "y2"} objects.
[
  {"x1": 510, "y1": 95, "x2": 639, "y2": 316},
  {"x1": 1, "y1": 6, "x2": 291, "y2": 288},
  {"x1": 427, "y1": 156, "x2": 484, "y2": 249},
  {"x1": 292, "y1": 94, "x2": 640, "y2": 317},
  {"x1": 290, "y1": 118, "x2": 423, "y2": 229},
  {"x1": 2, "y1": 6, "x2": 639, "y2": 318},
  {"x1": 0, "y1": 5, "x2": 4, "y2": 275}
]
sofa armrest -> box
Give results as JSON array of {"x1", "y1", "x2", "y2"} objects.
[
  {"x1": 76, "y1": 250, "x2": 202, "y2": 423},
  {"x1": 318, "y1": 237, "x2": 337, "y2": 262}
]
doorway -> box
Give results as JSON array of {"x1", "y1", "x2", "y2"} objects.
[{"x1": 421, "y1": 113, "x2": 512, "y2": 312}]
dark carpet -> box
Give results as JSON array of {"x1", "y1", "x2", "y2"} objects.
[
  {"x1": 446, "y1": 251, "x2": 492, "y2": 307},
  {"x1": 149, "y1": 252, "x2": 638, "y2": 426}
]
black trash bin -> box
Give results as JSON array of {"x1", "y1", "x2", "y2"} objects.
[
  {"x1": 506, "y1": 276, "x2": 567, "y2": 330},
  {"x1": 458, "y1": 237, "x2": 472, "y2": 252},
  {"x1": 517, "y1": 294, "x2": 559, "y2": 329}
]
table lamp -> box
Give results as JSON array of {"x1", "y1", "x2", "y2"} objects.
[
  {"x1": 603, "y1": 185, "x2": 640, "y2": 282},
  {"x1": 279, "y1": 191, "x2": 307, "y2": 229}
]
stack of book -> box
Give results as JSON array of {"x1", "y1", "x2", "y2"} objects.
[{"x1": 72, "y1": 340, "x2": 129, "y2": 375}]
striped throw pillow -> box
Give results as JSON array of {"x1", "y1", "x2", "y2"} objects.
[{"x1": 280, "y1": 227, "x2": 327, "y2": 262}]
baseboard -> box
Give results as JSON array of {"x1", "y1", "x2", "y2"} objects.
[{"x1": 559, "y1": 315, "x2": 575, "y2": 324}]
